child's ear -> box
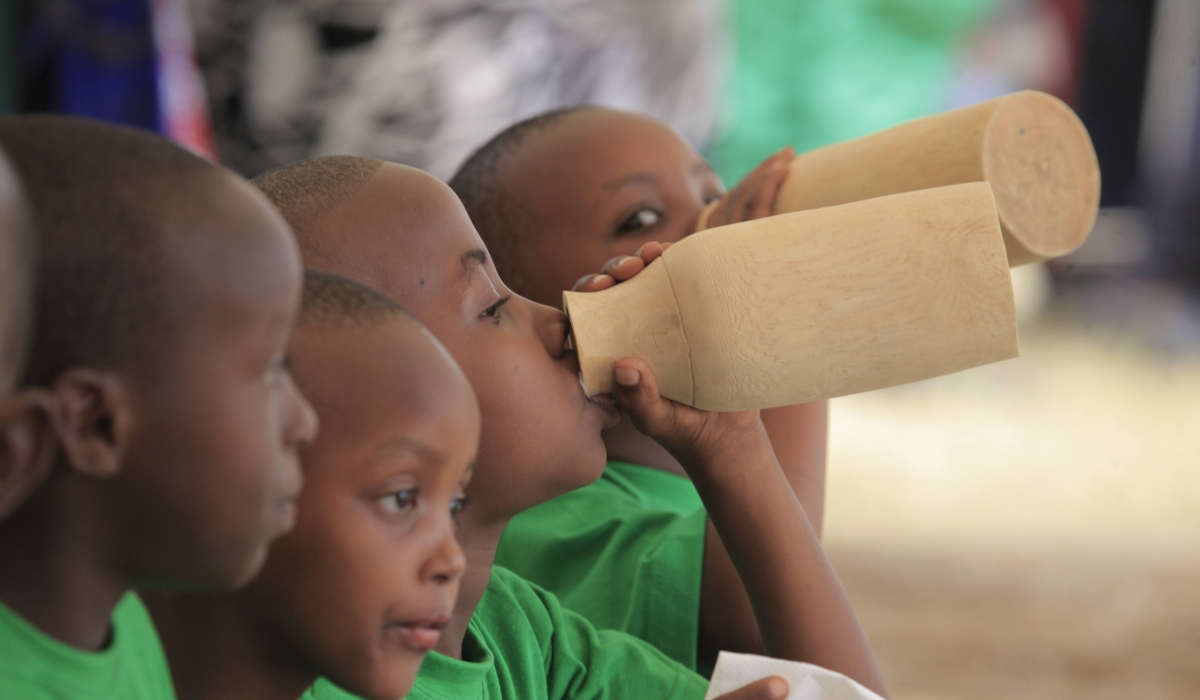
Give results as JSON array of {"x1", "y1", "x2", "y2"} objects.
[
  {"x1": 0, "y1": 389, "x2": 59, "y2": 518},
  {"x1": 50, "y1": 369, "x2": 133, "y2": 480}
]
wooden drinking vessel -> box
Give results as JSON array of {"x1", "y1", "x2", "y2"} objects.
[{"x1": 566, "y1": 182, "x2": 1019, "y2": 411}]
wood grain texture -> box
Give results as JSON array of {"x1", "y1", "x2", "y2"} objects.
[
  {"x1": 566, "y1": 183, "x2": 1020, "y2": 411},
  {"x1": 698, "y1": 91, "x2": 1100, "y2": 266}
]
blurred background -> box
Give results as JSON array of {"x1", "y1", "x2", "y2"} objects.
[{"x1": 1, "y1": 0, "x2": 1196, "y2": 697}]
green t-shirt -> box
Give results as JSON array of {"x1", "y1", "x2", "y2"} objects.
[
  {"x1": 495, "y1": 460, "x2": 707, "y2": 670},
  {"x1": 0, "y1": 592, "x2": 176, "y2": 700},
  {"x1": 304, "y1": 566, "x2": 706, "y2": 700}
]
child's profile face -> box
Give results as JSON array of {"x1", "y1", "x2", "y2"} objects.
[
  {"x1": 306, "y1": 164, "x2": 620, "y2": 517},
  {"x1": 241, "y1": 319, "x2": 474, "y2": 700},
  {"x1": 115, "y1": 174, "x2": 318, "y2": 588},
  {"x1": 495, "y1": 109, "x2": 723, "y2": 307},
  {"x1": 0, "y1": 151, "x2": 31, "y2": 396}
]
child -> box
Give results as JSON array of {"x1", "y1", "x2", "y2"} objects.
[
  {"x1": 0, "y1": 116, "x2": 318, "y2": 699},
  {"x1": 253, "y1": 156, "x2": 887, "y2": 699},
  {"x1": 450, "y1": 106, "x2": 828, "y2": 668},
  {"x1": 0, "y1": 146, "x2": 33, "y2": 397},
  {"x1": 145, "y1": 270, "x2": 476, "y2": 700}
]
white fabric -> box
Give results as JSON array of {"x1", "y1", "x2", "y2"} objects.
[{"x1": 704, "y1": 652, "x2": 886, "y2": 700}]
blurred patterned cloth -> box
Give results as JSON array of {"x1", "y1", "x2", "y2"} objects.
[{"x1": 190, "y1": 0, "x2": 725, "y2": 178}]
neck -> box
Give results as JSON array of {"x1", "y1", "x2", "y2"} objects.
[
  {"x1": 143, "y1": 591, "x2": 314, "y2": 700},
  {"x1": 433, "y1": 511, "x2": 510, "y2": 660},
  {"x1": 603, "y1": 414, "x2": 686, "y2": 477},
  {"x1": 0, "y1": 476, "x2": 127, "y2": 650}
]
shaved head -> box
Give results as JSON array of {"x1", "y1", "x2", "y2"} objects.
[
  {"x1": 254, "y1": 159, "x2": 465, "y2": 299},
  {"x1": 253, "y1": 156, "x2": 385, "y2": 267},
  {"x1": 0, "y1": 116, "x2": 230, "y2": 387},
  {"x1": 299, "y1": 269, "x2": 417, "y2": 329}
]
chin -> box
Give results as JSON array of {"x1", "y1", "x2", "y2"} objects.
[
  {"x1": 559, "y1": 436, "x2": 610, "y2": 493},
  {"x1": 344, "y1": 661, "x2": 422, "y2": 700},
  {"x1": 228, "y1": 545, "x2": 271, "y2": 588}
]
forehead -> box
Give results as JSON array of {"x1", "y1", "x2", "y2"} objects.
[
  {"x1": 319, "y1": 165, "x2": 493, "y2": 313},
  {"x1": 503, "y1": 110, "x2": 706, "y2": 191},
  {"x1": 292, "y1": 320, "x2": 478, "y2": 464}
]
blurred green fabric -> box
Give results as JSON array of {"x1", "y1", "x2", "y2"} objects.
[{"x1": 709, "y1": 0, "x2": 994, "y2": 183}]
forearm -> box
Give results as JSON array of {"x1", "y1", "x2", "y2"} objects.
[
  {"x1": 760, "y1": 401, "x2": 828, "y2": 538},
  {"x1": 682, "y1": 426, "x2": 888, "y2": 698}
]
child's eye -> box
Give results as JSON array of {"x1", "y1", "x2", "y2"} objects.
[
  {"x1": 449, "y1": 495, "x2": 471, "y2": 523},
  {"x1": 480, "y1": 295, "x2": 511, "y2": 323},
  {"x1": 379, "y1": 488, "x2": 419, "y2": 514},
  {"x1": 616, "y1": 207, "x2": 661, "y2": 235}
]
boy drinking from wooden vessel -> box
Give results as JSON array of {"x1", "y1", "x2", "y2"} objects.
[
  {"x1": 449, "y1": 106, "x2": 826, "y2": 670},
  {"x1": 253, "y1": 156, "x2": 887, "y2": 700}
]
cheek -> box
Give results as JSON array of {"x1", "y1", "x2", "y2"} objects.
[
  {"x1": 260, "y1": 513, "x2": 400, "y2": 647},
  {"x1": 471, "y1": 343, "x2": 586, "y2": 468},
  {"x1": 210, "y1": 384, "x2": 278, "y2": 495}
]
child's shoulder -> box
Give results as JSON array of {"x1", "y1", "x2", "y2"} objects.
[
  {"x1": 468, "y1": 567, "x2": 707, "y2": 700},
  {"x1": 0, "y1": 592, "x2": 174, "y2": 700},
  {"x1": 306, "y1": 567, "x2": 706, "y2": 700}
]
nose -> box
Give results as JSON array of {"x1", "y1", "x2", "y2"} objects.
[
  {"x1": 283, "y1": 373, "x2": 320, "y2": 450},
  {"x1": 527, "y1": 297, "x2": 570, "y2": 360},
  {"x1": 425, "y1": 522, "x2": 467, "y2": 586}
]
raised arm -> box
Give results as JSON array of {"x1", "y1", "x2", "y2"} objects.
[
  {"x1": 577, "y1": 243, "x2": 831, "y2": 662},
  {"x1": 610, "y1": 357, "x2": 888, "y2": 697}
]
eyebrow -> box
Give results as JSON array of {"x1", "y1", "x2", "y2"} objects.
[
  {"x1": 460, "y1": 247, "x2": 488, "y2": 279},
  {"x1": 601, "y1": 161, "x2": 717, "y2": 192},
  {"x1": 375, "y1": 435, "x2": 441, "y2": 465},
  {"x1": 601, "y1": 172, "x2": 660, "y2": 191}
]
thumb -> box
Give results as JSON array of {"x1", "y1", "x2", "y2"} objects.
[
  {"x1": 612, "y1": 358, "x2": 672, "y2": 433},
  {"x1": 714, "y1": 677, "x2": 790, "y2": 700}
]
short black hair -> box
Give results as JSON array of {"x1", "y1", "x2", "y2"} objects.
[
  {"x1": 252, "y1": 156, "x2": 384, "y2": 262},
  {"x1": 0, "y1": 115, "x2": 221, "y2": 387},
  {"x1": 299, "y1": 269, "x2": 416, "y2": 328},
  {"x1": 448, "y1": 107, "x2": 593, "y2": 293}
]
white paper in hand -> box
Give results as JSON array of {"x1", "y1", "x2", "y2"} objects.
[{"x1": 703, "y1": 652, "x2": 886, "y2": 700}]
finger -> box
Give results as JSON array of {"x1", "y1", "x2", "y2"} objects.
[
  {"x1": 721, "y1": 161, "x2": 773, "y2": 225},
  {"x1": 571, "y1": 273, "x2": 616, "y2": 293},
  {"x1": 636, "y1": 241, "x2": 666, "y2": 265},
  {"x1": 612, "y1": 357, "x2": 672, "y2": 433},
  {"x1": 714, "y1": 677, "x2": 790, "y2": 700},
  {"x1": 602, "y1": 255, "x2": 646, "y2": 282},
  {"x1": 661, "y1": 241, "x2": 674, "y2": 250},
  {"x1": 611, "y1": 256, "x2": 646, "y2": 281},
  {"x1": 745, "y1": 158, "x2": 791, "y2": 221}
]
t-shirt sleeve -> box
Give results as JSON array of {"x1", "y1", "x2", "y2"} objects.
[
  {"x1": 496, "y1": 463, "x2": 708, "y2": 670},
  {"x1": 494, "y1": 568, "x2": 708, "y2": 700}
]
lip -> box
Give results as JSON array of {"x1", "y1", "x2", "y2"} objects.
[
  {"x1": 386, "y1": 613, "x2": 451, "y2": 653},
  {"x1": 582, "y1": 380, "x2": 622, "y2": 428}
]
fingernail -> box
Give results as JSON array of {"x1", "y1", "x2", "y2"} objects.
[
  {"x1": 614, "y1": 367, "x2": 640, "y2": 386},
  {"x1": 767, "y1": 677, "x2": 789, "y2": 699},
  {"x1": 594, "y1": 274, "x2": 613, "y2": 285}
]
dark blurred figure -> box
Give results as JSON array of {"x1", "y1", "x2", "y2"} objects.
[
  {"x1": 13, "y1": 0, "x2": 216, "y2": 157},
  {"x1": 17, "y1": 0, "x2": 161, "y2": 129}
]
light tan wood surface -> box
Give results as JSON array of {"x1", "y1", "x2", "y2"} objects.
[
  {"x1": 698, "y1": 91, "x2": 1100, "y2": 266},
  {"x1": 565, "y1": 182, "x2": 1019, "y2": 411}
]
